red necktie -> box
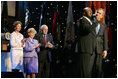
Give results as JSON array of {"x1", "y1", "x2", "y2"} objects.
[{"x1": 44, "y1": 35, "x2": 47, "y2": 43}]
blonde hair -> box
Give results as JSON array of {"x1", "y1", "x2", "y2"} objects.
[{"x1": 27, "y1": 28, "x2": 37, "y2": 35}]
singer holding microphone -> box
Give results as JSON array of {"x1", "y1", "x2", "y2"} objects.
[
  {"x1": 36, "y1": 24, "x2": 55, "y2": 78},
  {"x1": 76, "y1": 7, "x2": 98, "y2": 78}
]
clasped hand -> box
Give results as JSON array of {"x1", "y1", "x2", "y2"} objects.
[
  {"x1": 33, "y1": 43, "x2": 41, "y2": 49},
  {"x1": 45, "y1": 42, "x2": 53, "y2": 48}
]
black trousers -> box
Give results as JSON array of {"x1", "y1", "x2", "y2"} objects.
[
  {"x1": 92, "y1": 52, "x2": 102, "y2": 78},
  {"x1": 77, "y1": 53, "x2": 95, "y2": 78},
  {"x1": 37, "y1": 51, "x2": 50, "y2": 78},
  {"x1": 36, "y1": 59, "x2": 50, "y2": 78}
]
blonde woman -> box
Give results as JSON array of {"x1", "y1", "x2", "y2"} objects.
[{"x1": 23, "y1": 28, "x2": 41, "y2": 78}]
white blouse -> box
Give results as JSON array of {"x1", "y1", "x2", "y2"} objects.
[
  {"x1": 10, "y1": 31, "x2": 24, "y2": 49},
  {"x1": 10, "y1": 31, "x2": 24, "y2": 70}
]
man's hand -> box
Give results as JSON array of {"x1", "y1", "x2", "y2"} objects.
[
  {"x1": 102, "y1": 50, "x2": 107, "y2": 58},
  {"x1": 45, "y1": 42, "x2": 53, "y2": 48},
  {"x1": 48, "y1": 43, "x2": 53, "y2": 48}
]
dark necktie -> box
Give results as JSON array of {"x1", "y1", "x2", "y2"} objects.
[{"x1": 44, "y1": 35, "x2": 47, "y2": 43}]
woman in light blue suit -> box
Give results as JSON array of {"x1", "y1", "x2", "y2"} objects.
[{"x1": 24, "y1": 28, "x2": 41, "y2": 78}]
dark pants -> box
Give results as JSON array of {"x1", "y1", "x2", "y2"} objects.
[
  {"x1": 92, "y1": 52, "x2": 102, "y2": 78},
  {"x1": 37, "y1": 51, "x2": 50, "y2": 78},
  {"x1": 77, "y1": 53, "x2": 94, "y2": 78}
]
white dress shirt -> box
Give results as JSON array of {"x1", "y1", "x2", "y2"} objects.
[{"x1": 96, "y1": 23, "x2": 100, "y2": 34}]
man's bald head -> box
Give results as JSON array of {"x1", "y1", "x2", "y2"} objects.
[{"x1": 83, "y1": 7, "x2": 93, "y2": 19}]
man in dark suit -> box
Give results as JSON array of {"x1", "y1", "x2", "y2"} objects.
[
  {"x1": 76, "y1": 7, "x2": 98, "y2": 78},
  {"x1": 92, "y1": 8, "x2": 108, "y2": 78},
  {"x1": 36, "y1": 24, "x2": 54, "y2": 78}
]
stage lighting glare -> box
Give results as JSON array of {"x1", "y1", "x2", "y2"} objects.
[
  {"x1": 65, "y1": 11, "x2": 67, "y2": 13},
  {"x1": 111, "y1": 23, "x2": 113, "y2": 25},
  {"x1": 50, "y1": 3, "x2": 53, "y2": 5},
  {"x1": 60, "y1": 46, "x2": 62, "y2": 48}
]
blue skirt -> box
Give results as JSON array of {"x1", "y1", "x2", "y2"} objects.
[{"x1": 23, "y1": 57, "x2": 38, "y2": 73}]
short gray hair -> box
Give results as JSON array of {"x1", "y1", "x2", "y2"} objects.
[
  {"x1": 41, "y1": 24, "x2": 48, "y2": 30},
  {"x1": 96, "y1": 8, "x2": 105, "y2": 16},
  {"x1": 27, "y1": 28, "x2": 37, "y2": 34}
]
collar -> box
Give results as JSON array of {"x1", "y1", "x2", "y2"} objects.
[
  {"x1": 28, "y1": 37, "x2": 34, "y2": 43},
  {"x1": 43, "y1": 34, "x2": 47, "y2": 37},
  {"x1": 83, "y1": 16, "x2": 92, "y2": 25}
]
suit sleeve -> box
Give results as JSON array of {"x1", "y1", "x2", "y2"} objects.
[
  {"x1": 50, "y1": 35, "x2": 54, "y2": 45},
  {"x1": 49, "y1": 35, "x2": 55, "y2": 49},
  {"x1": 79, "y1": 19, "x2": 98, "y2": 34},
  {"x1": 103, "y1": 25, "x2": 108, "y2": 51}
]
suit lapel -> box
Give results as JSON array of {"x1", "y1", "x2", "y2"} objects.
[
  {"x1": 41, "y1": 34, "x2": 46, "y2": 44},
  {"x1": 46, "y1": 34, "x2": 49, "y2": 43},
  {"x1": 98, "y1": 23, "x2": 103, "y2": 35}
]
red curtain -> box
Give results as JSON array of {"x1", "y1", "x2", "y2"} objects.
[{"x1": 85, "y1": 1, "x2": 106, "y2": 23}]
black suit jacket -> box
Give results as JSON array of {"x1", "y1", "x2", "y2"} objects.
[
  {"x1": 77, "y1": 17, "x2": 98, "y2": 54},
  {"x1": 36, "y1": 33, "x2": 54, "y2": 62},
  {"x1": 95, "y1": 21, "x2": 108, "y2": 54}
]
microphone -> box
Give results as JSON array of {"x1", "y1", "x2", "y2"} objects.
[
  {"x1": 92, "y1": 14, "x2": 97, "y2": 22},
  {"x1": 93, "y1": 14, "x2": 96, "y2": 17}
]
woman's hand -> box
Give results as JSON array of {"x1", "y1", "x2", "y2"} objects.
[
  {"x1": 33, "y1": 43, "x2": 41, "y2": 49},
  {"x1": 21, "y1": 38, "x2": 27, "y2": 43},
  {"x1": 21, "y1": 38, "x2": 27, "y2": 47}
]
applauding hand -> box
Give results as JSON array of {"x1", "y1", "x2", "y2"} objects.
[
  {"x1": 33, "y1": 43, "x2": 41, "y2": 49},
  {"x1": 45, "y1": 42, "x2": 53, "y2": 48}
]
